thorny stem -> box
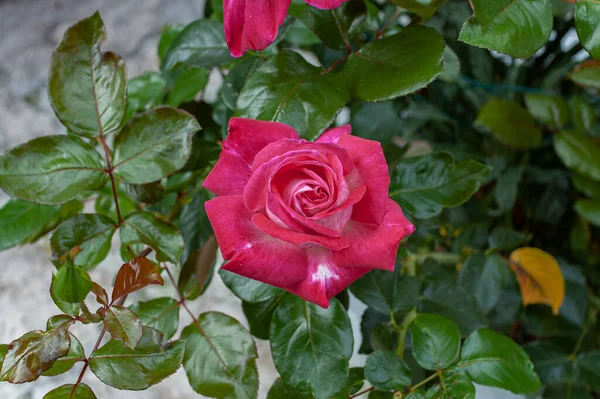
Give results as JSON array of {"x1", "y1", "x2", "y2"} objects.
[{"x1": 97, "y1": 134, "x2": 123, "y2": 225}]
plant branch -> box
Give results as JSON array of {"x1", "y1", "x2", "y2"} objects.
[
  {"x1": 69, "y1": 326, "x2": 106, "y2": 398},
  {"x1": 376, "y1": 8, "x2": 402, "y2": 38},
  {"x1": 331, "y1": 10, "x2": 352, "y2": 51},
  {"x1": 97, "y1": 133, "x2": 123, "y2": 225},
  {"x1": 409, "y1": 371, "x2": 441, "y2": 392},
  {"x1": 349, "y1": 387, "x2": 374, "y2": 398}
]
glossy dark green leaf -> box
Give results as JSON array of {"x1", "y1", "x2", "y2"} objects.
[
  {"x1": 0, "y1": 325, "x2": 71, "y2": 383},
  {"x1": 457, "y1": 329, "x2": 541, "y2": 394},
  {"x1": 89, "y1": 326, "x2": 185, "y2": 390},
  {"x1": 554, "y1": 130, "x2": 600, "y2": 181},
  {"x1": 570, "y1": 61, "x2": 600, "y2": 89},
  {"x1": 270, "y1": 296, "x2": 353, "y2": 399},
  {"x1": 344, "y1": 25, "x2": 444, "y2": 101},
  {"x1": 351, "y1": 102, "x2": 402, "y2": 141},
  {"x1": 166, "y1": 67, "x2": 209, "y2": 107},
  {"x1": 236, "y1": 51, "x2": 349, "y2": 140},
  {"x1": 46, "y1": 315, "x2": 75, "y2": 331},
  {"x1": 288, "y1": 0, "x2": 346, "y2": 49},
  {"x1": 220, "y1": 269, "x2": 285, "y2": 303},
  {"x1": 120, "y1": 211, "x2": 184, "y2": 264},
  {"x1": 112, "y1": 107, "x2": 200, "y2": 184},
  {"x1": 459, "y1": 0, "x2": 553, "y2": 58},
  {"x1": 267, "y1": 378, "x2": 314, "y2": 399},
  {"x1": 574, "y1": 351, "x2": 600, "y2": 390},
  {"x1": 0, "y1": 135, "x2": 107, "y2": 204},
  {"x1": 178, "y1": 236, "x2": 218, "y2": 300},
  {"x1": 50, "y1": 275, "x2": 79, "y2": 317},
  {"x1": 332, "y1": 367, "x2": 365, "y2": 398},
  {"x1": 359, "y1": 309, "x2": 392, "y2": 354},
  {"x1": 221, "y1": 57, "x2": 260, "y2": 111},
  {"x1": 524, "y1": 94, "x2": 570, "y2": 129},
  {"x1": 569, "y1": 96, "x2": 595, "y2": 134},
  {"x1": 409, "y1": 314, "x2": 461, "y2": 370},
  {"x1": 488, "y1": 227, "x2": 530, "y2": 251},
  {"x1": 43, "y1": 383, "x2": 97, "y2": 399},
  {"x1": 0, "y1": 199, "x2": 60, "y2": 251},
  {"x1": 523, "y1": 341, "x2": 571, "y2": 385},
  {"x1": 125, "y1": 181, "x2": 165, "y2": 204},
  {"x1": 242, "y1": 296, "x2": 283, "y2": 340},
  {"x1": 127, "y1": 71, "x2": 167, "y2": 112},
  {"x1": 50, "y1": 214, "x2": 116, "y2": 269},
  {"x1": 53, "y1": 262, "x2": 93, "y2": 303},
  {"x1": 476, "y1": 99, "x2": 542, "y2": 148},
  {"x1": 458, "y1": 254, "x2": 508, "y2": 314},
  {"x1": 181, "y1": 312, "x2": 259, "y2": 399},
  {"x1": 104, "y1": 306, "x2": 143, "y2": 349},
  {"x1": 48, "y1": 12, "x2": 126, "y2": 137},
  {"x1": 574, "y1": 199, "x2": 600, "y2": 227},
  {"x1": 425, "y1": 371, "x2": 475, "y2": 399},
  {"x1": 179, "y1": 187, "x2": 214, "y2": 261},
  {"x1": 350, "y1": 269, "x2": 419, "y2": 316},
  {"x1": 364, "y1": 350, "x2": 411, "y2": 390},
  {"x1": 158, "y1": 23, "x2": 185, "y2": 63},
  {"x1": 162, "y1": 19, "x2": 233, "y2": 70},
  {"x1": 575, "y1": 0, "x2": 600, "y2": 60},
  {"x1": 390, "y1": 152, "x2": 491, "y2": 219},
  {"x1": 42, "y1": 334, "x2": 85, "y2": 377},
  {"x1": 130, "y1": 297, "x2": 180, "y2": 340},
  {"x1": 421, "y1": 282, "x2": 487, "y2": 336}
]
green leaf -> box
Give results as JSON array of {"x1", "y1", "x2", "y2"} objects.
[
  {"x1": 178, "y1": 240, "x2": 218, "y2": 300},
  {"x1": 349, "y1": 269, "x2": 419, "y2": 315},
  {"x1": 179, "y1": 187, "x2": 214, "y2": 261},
  {"x1": 574, "y1": 199, "x2": 600, "y2": 227},
  {"x1": 221, "y1": 57, "x2": 260, "y2": 111},
  {"x1": 490, "y1": 165, "x2": 524, "y2": 216},
  {"x1": 181, "y1": 312, "x2": 259, "y2": 399},
  {"x1": 43, "y1": 334, "x2": 85, "y2": 377},
  {"x1": 127, "y1": 72, "x2": 167, "y2": 112},
  {"x1": 524, "y1": 94, "x2": 570, "y2": 129},
  {"x1": 288, "y1": 0, "x2": 347, "y2": 49},
  {"x1": 459, "y1": 0, "x2": 553, "y2": 58},
  {"x1": 488, "y1": 227, "x2": 531, "y2": 251},
  {"x1": 524, "y1": 341, "x2": 571, "y2": 385},
  {"x1": 125, "y1": 181, "x2": 166, "y2": 204},
  {"x1": 48, "y1": 12, "x2": 126, "y2": 137},
  {"x1": 344, "y1": 25, "x2": 444, "y2": 101},
  {"x1": 457, "y1": 328, "x2": 541, "y2": 394},
  {"x1": 166, "y1": 67, "x2": 209, "y2": 107},
  {"x1": 475, "y1": 98, "x2": 542, "y2": 149},
  {"x1": 43, "y1": 383, "x2": 97, "y2": 399},
  {"x1": 570, "y1": 61, "x2": 600, "y2": 89},
  {"x1": 542, "y1": 383, "x2": 592, "y2": 399},
  {"x1": 333, "y1": 367, "x2": 366, "y2": 398},
  {"x1": 158, "y1": 24, "x2": 185, "y2": 64},
  {"x1": 554, "y1": 130, "x2": 600, "y2": 181},
  {"x1": 359, "y1": 309, "x2": 392, "y2": 354},
  {"x1": 425, "y1": 371, "x2": 475, "y2": 399},
  {"x1": 421, "y1": 282, "x2": 487, "y2": 336},
  {"x1": 574, "y1": 351, "x2": 600, "y2": 390},
  {"x1": 569, "y1": 96, "x2": 596, "y2": 134},
  {"x1": 409, "y1": 314, "x2": 461, "y2": 370},
  {"x1": 391, "y1": 0, "x2": 448, "y2": 21},
  {"x1": 162, "y1": 19, "x2": 233, "y2": 70},
  {"x1": 112, "y1": 107, "x2": 200, "y2": 184},
  {"x1": 268, "y1": 378, "x2": 314, "y2": 399},
  {"x1": 242, "y1": 296, "x2": 283, "y2": 340},
  {"x1": 0, "y1": 325, "x2": 71, "y2": 383},
  {"x1": 0, "y1": 200, "x2": 60, "y2": 251},
  {"x1": 50, "y1": 214, "x2": 116, "y2": 269},
  {"x1": 130, "y1": 297, "x2": 180, "y2": 340},
  {"x1": 220, "y1": 269, "x2": 286, "y2": 303},
  {"x1": 95, "y1": 184, "x2": 138, "y2": 222},
  {"x1": 50, "y1": 275, "x2": 79, "y2": 317},
  {"x1": 458, "y1": 254, "x2": 508, "y2": 314},
  {"x1": 104, "y1": 306, "x2": 143, "y2": 349},
  {"x1": 0, "y1": 345, "x2": 6, "y2": 372},
  {"x1": 364, "y1": 350, "x2": 411, "y2": 391},
  {"x1": 89, "y1": 326, "x2": 185, "y2": 390},
  {"x1": 270, "y1": 296, "x2": 353, "y2": 399},
  {"x1": 0, "y1": 135, "x2": 107, "y2": 204},
  {"x1": 389, "y1": 152, "x2": 491, "y2": 219},
  {"x1": 351, "y1": 102, "x2": 402, "y2": 141},
  {"x1": 46, "y1": 315, "x2": 75, "y2": 331},
  {"x1": 120, "y1": 211, "x2": 184, "y2": 264},
  {"x1": 575, "y1": 0, "x2": 600, "y2": 60},
  {"x1": 53, "y1": 262, "x2": 93, "y2": 303},
  {"x1": 236, "y1": 51, "x2": 349, "y2": 140},
  {"x1": 440, "y1": 45, "x2": 461, "y2": 83}
]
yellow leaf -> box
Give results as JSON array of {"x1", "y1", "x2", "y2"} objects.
[{"x1": 509, "y1": 247, "x2": 565, "y2": 315}]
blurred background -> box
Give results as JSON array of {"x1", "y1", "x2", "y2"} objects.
[{"x1": 0, "y1": 0, "x2": 522, "y2": 398}]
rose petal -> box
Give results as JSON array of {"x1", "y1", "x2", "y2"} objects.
[
  {"x1": 333, "y1": 199, "x2": 415, "y2": 271},
  {"x1": 206, "y1": 195, "x2": 308, "y2": 286},
  {"x1": 337, "y1": 135, "x2": 390, "y2": 224},
  {"x1": 224, "y1": 0, "x2": 291, "y2": 57},
  {"x1": 252, "y1": 213, "x2": 350, "y2": 251},
  {"x1": 284, "y1": 247, "x2": 369, "y2": 308},
  {"x1": 304, "y1": 0, "x2": 348, "y2": 9},
  {"x1": 316, "y1": 125, "x2": 351, "y2": 144},
  {"x1": 203, "y1": 149, "x2": 252, "y2": 196}
]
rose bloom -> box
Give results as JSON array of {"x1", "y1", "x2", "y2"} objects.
[
  {"x1": 224, "y1": 0, "x2": 349, "y2": 57},
  {"x1": 203, "y1": 118, "x2": 415, "y2": 308}
]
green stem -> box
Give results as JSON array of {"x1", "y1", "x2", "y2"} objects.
[
  {"x1": 78, "y1": 301, "x2": 102, "y2": 323},
  {"x1": 409, "y1": 371, "x2": 441, "y2": 392},
  {"x1": 395, "y1": 308, "x2": 417, "y2": 358},
  {"x1": 413, "y1": 252, "x2": 460, "y2": 265}
]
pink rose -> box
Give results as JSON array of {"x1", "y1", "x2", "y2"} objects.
[
  {"x1": 223, "y1": 0, "x2": 349, "y2": 57},
  {"x1": 203, "y1": 118, "x2": 415, "y2": 308}
]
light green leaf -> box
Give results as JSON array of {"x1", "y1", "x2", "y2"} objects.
[
  {"x1": 89, "y1": 326, "x2": 185, "y2": 390},
  {"x1": 554, "y1": 130, "x2": 600, "y2": 181},
  {"x1": 104, "y1": 306, "x2": 143, "y2": 350},
  {"x1": 457, "y1": 329, "x2": 541, "y2": 394},
  {"x1": 574, "y1": 199, "x2": 600, "y2": 227},
  {"x1": 440, "y1": 45, "x2": 461, "y2": 82},
  {"x1": 344, "y1": 25, "x2": 444, "y2": 102},
  {"x1": 167, "y1": 67, "x2": 209, "y2": 107},
  {"x1": 569, "y1": 96, "x2": 596, "y2": 134},
  {"x1": 0, "y1": 135, "x2": 107, "y2": 204},
  {"x1": 409, "y1": 314, "x2": 461, "y2": 370},
  {"x1": 158, "y1": 24, "x2": 185, "y2": 64},
  {"x1": 364, "y1": 350, "x2": 411, "y2": 390},
  {"x1": 50, "y1": 275, "x2": 79, "y2": 317},
  {"x1": 112, "y1": 107, "x2": 200, "y2": 184},
  {"x1": 572, "y1": 173, "x2": 600, "y2": 198},
  {"x1": 43, "y1": 383, "x2": 96, "y2": 399},
  {"x1": 570, "y1": 61, "x2": 600, "y2": 89},
  {"x1": 476, "y1": 98, "x2": 542, "y2": 149},
  {"x1": 127, "y1": 72, "x2": 167, "y2": 112},
  {"x1": 236, "y1": 51, "x2": 349, "y2": 140},
  {"x1": 130, "y1": 297, "x2": 180, "y2": 340},
  {"x1": 181, "y1": 312, "x2": 259, "y2": 399},
  {"x1": 459, "y1": 0, "x2": 553, "y2": 58},
  {"x1": 270, "y1": 296, "x2": 353, "y2": 399},
  {"x1": 51, "y1": 214, "x2": 116, "y2": 270},
  {"x1": 575, "y1": 0, "x2": 600, "y2": 60},
  {"x1": 48, "y1": 12, "x2": 126, "y2": 137},
  {"x1": 53, "y1": 262, "x2": 93, "y2": 303},
  {"x1": 390, "y1": 152, "x2": 491, "y2": 219},
  {"x1": 524, "y1": 94, "x2": 570, "y2": 129},
  {"x1": 391, "y1": 0, "x2": 448, "y2": 21}
]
